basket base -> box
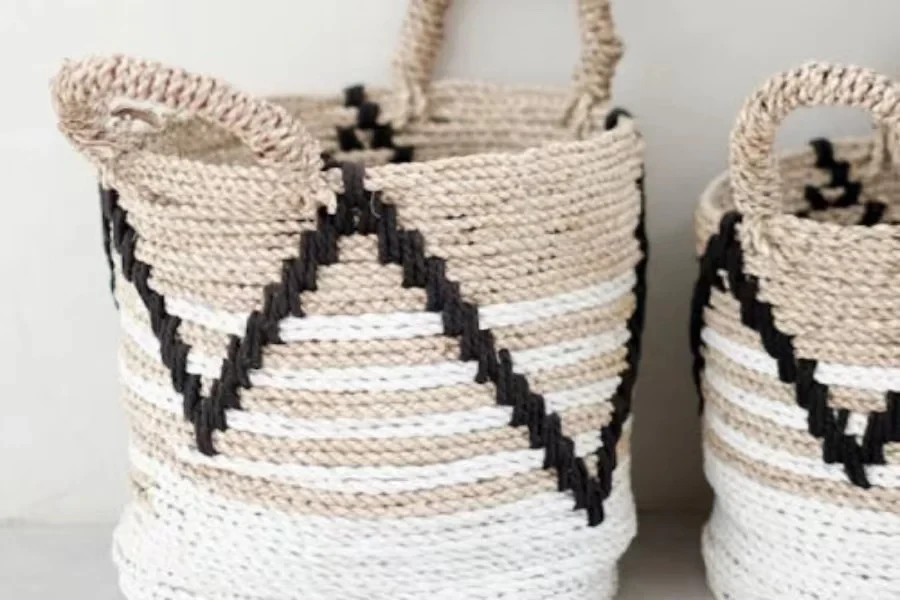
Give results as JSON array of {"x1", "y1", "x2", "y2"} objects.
[
  {"x1": 703, "y1": 453, "x2": 900, "y2": 600},
  {"x1": 110, "y1": 451, "x2": 636, "y2": 600}
]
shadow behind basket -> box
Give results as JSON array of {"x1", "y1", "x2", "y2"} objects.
[
  {"x1": 692, "y1": 63, "x2": 900, "y2": 599},
  {"x1": 52, "y1": 1, "x2": 647, "y2": 598}
]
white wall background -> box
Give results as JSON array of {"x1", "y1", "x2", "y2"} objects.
[{"x1": 2, "y1": 0, "x2": 899, "y2": 524}]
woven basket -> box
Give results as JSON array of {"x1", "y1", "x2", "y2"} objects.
[
  {"x1": 52, "y1": 1, "x2": 647, "y2": 598},
  {"x1": 692, "y1": 62, "x2": 900, "y2": 599}
]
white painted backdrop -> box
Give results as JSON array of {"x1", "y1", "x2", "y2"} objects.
[{"x1": 2, "y1": 0, "x2": 898, "y2": 523}]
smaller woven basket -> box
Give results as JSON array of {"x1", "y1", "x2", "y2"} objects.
[{"x1": 692, "y1": 62, "x2": 900, "y2": 599}]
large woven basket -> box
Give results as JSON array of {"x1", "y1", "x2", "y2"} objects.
[
  {"x1": 52, "y1": 1, "x2": 647, "y2": 598},
  {"x1": 692, "y1": 62, "x2": 900, "y2": 598}
]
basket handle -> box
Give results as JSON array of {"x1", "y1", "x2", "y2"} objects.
[
  {"x1": 390, "y1": 0, "x2": 623, "y2": 134},
  {"x1": 730, "y1": 62, "x2": 900, "y2": 217},
  {"x1": 52, "y1": 55, "x2": 325, "y2": 181}
]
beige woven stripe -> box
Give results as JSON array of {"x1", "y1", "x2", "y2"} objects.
[
  {"x1": 124, "y1": 182, "x2": 641, "y2": 310},
  {"x1": 705, "y1": 426, "x2": 900, "y2": 513},
  {"x1": 758, "y1": 280, "x2": 900, "y2": 367},
  {"x1": 123, "y1": 389, "x2": 612, "y2": 468},
  {"x1": 210, "y1": 301, "x2": 628, "y2": 368},
  {"x1": 119, "y1": 330, "x2": 626, "y2": 420},
  {"x1": 118, "y1": 266, "x2": 630, "y2": 388},
  {"x1": 131, "y1": 454, "x2": 550, "y2": 518},
  {"x1": 704, "y1": 291, "x2": 888, "y2": 412},
  {"x1": 116, "y1": 260, "x2": 632, "y2": 369},
  {"x1": 241, "y1": 384, "x2": 500, "y2": 419},
  {"x1": 396, "y1": 184, "x2": 641, "y2": 237},
  {"x1": 118, "y1": 292, "x2": 634, "y2": 371},
  {"x1": 145, "y1": 256, "x2": 637, "y2": 313},
  {"x1": 706, "y1": 286, "x2": 900, "y2": 370},
  {"x1": 704, "y1": 294, "x2": 762, "y2": 349},
  {"x1": 491, "y1": 294, "x2": 634, "y2": 347},
  {"x1": 419, "y1": 222, "x2": 640, "y2": 265},
  {"x1": 445, "y1": 257, "x2": 638, "y2": 306},
  {"x1": 240, "y1": 385, "x2": 495, "y2": 419},
  {"x1": 513, "y1": 349, "x2": 629, "y2": 394},
  {"x1": 703, "y1": 346, "x2": 886, "y2": 414},
  {"x1": 123, "y1": 325, "x2": 496, "y2": 417},
  {"x1": 375, "y1": 156, "x2": 642, "y2": 216},
  {"x1": 129, "y1": 430, "x2": 632, "y2": 518},
  {"x1": 121, "y1": 345, "x2": 625, "y2": 421},
  {"x1": 704, "y1": 382, "x2": 900, "y2": 464},
  {"x1": 135, "y1": 247, "x2": 427, "y2": 315}
]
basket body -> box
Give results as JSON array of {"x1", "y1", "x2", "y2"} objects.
[
  {"x1": 54, "y1": 23, "x2": 646, "y2": 596},
  {"x1": 694, "y1": 136, "x2": 900, "y2": 599}
]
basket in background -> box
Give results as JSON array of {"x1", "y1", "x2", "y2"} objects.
[{"x1": 692, "y1": 62, "x2": 900, "y2": 599}]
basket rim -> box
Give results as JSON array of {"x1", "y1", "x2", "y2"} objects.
[
  {"x1": 105, "y1": 83, "x2": 642, "y2": 201},
  {"x1": 698, "y1": 135, "x2": 898, "y2": 243}
]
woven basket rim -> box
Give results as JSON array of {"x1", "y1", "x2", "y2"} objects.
[
  {"x1": 107, "y1": 85, "x2": 640, "y2": 198},
  {"x1": 699, "y1": 135, "x2": 899, "y2": 242}
]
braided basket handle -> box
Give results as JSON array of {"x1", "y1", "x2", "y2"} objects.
[
  {"x1": 730, "y1": 62, "x2": 900, "y2": 217},
  {"x1": 391, "y1": 0, "x2": 623, "y2": 134},
  {"x1": 52, "y1": 55, "x2": 325, "y2": 180}
]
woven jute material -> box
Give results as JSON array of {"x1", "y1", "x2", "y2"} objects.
[
  {"x1": 692, "y1": 62, "x2": 900, "y2": 599},
  {"x1": 52, "y1": 1, "x2": 646, "y2": 598}
]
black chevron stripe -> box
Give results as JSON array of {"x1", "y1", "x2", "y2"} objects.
[
  {"x1": 335, "y1": 85, "x2": 414, "y2": 163},
  {"x1": 801, "y1": 138, "x2": 887, "y2": 226},
  {"x1": 691, "y1": 207, "x2": 900, "y2": 487}
]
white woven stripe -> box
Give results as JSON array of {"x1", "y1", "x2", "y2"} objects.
[
  {"x1": 117, "y1": 572, "x2": 614, "y2": 600},
  {"x1": 121, "y1": 365, "x2": 621, "y2": 440},
  {"x1": 162, "y1": 429, "x2": 604, "y2": 493},
  {"x1": 703, "y1": 451, "x2": 900, "y2": 599},
  {"x1": 129, "y1": 443, "x2": 635, "y2": 541},
  {"x1": 706, "y1": 407, "x2": 900, "y2": 487},
  {"x1": 121, "y1": 311, "x2": 629, "y2": 392},
  {"x1": 115, "y1": 449, "x2": 635, "y2": 600},
  {"x1": 705, "y1": 368, "x2": 870, "y2": 437},
  {"x1": 702, "y1": 327, "x2": 900, "y2": 392},
  {"x1": 163, "y1": 271, "x2": 637, "y2": 341}
]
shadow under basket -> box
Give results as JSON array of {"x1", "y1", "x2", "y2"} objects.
[
  {"x1": 692, "y1": 62, "x2": 900, "y2": 600},
  {"x1": 51, "y1": 1, "x2": 648, "y2": 599}
]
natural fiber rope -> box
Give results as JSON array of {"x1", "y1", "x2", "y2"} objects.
[
  {"x1": 53, "y1": 55, "x2": 329, "y2": 207},
  {"x1": 730, "y1": 62, "x2": 900, "y2": 217},
  {"x1": 51, "y1": 3, "x2": 642, "y2": 596},
  {"x1": 695, "y1": 62, "x2": 900, "y2": 599},
  {"x1": 390, "y1": 0, "x2": 623, "y2": 135}
]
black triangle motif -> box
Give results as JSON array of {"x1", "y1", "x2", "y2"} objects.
[{"x1": 691, "y1": 139, "x2": 899, "y2": 488}]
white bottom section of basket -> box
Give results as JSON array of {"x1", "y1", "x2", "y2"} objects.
[
  {"x1": 702, "y1": 452, "x2": 900, "y2": 600},
  {"x1": 0, "y1": 515, "x2": 712, "y2": 600},
  {"x1": 111, "y1": 450, "x2": 636, "y2": 600}
]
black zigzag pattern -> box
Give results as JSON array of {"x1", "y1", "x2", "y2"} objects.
[
  {"x1": 336, "y1": 85, "x2": 414, "y2": 163},
  {"x1": 98, "y1": 107, "x2": 647, "y2": 525},
  {"x1": 801, "y1": 138, "x2": 887, "y2": 226},
  {"x1": 691, "y1": 209, "x2": 900, "y2": 488}
]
